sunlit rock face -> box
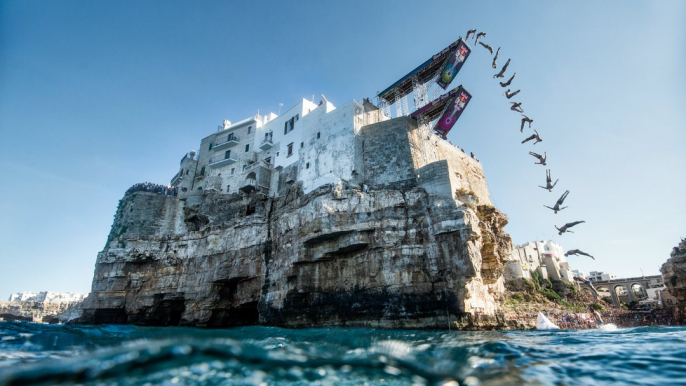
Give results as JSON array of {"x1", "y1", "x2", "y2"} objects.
[
  {"x1": 79, "y1": 117, "x2": 512, "y2": 329},
  {"x1": 661, "y1": 239, "x2": 686, "y2": 322},
  {"x1": 0, "y1": 292, "x2": 87, "y2": 323}
]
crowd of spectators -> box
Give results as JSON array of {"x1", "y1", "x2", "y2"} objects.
[
  {"x1": 541, "y1": 308, "x2": 601, "y2": 330},
  {"x1": 601, "y1": 307, "x2": 677, "y2": 327},
  {"x1": 125, "y1": 182, "x2": 178, "y2": 197}
]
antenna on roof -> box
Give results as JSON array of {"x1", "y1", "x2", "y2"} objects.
[
  {"x1": 278, "y1": 103, "x2": 283, "y2": 115},
  {"x1": 321, "y1": 94, "x2": 329, "y2": 103}
]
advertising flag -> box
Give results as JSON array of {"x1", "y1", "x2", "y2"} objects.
[
  {"x1": 432, "y1": 89, "x2": 472, "y2": 138},
  {"x1": 436, "y1": 41, "x2": 471, "y2": 90}
]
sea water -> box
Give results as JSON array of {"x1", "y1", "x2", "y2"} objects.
[{"x1": 0, "y1": 321, "x2": 685, "y2": 385}]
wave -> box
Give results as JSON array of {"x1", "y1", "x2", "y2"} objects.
[{"x1": 1, "y1": 322, "x2": 685, "y2": 385}]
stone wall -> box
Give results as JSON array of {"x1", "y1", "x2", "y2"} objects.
[
  {"x1": 362, "y1": 118, "x2": 416, "y2": 188},
  {"x1": 361, "y1": 117, "x2": 492, "y2": 206}
]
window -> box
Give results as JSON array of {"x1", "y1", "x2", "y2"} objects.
[
  {"x1": 284, "y1": 116, "x2": 296, "y2": 134},
  {"x1": 185, "y1": 170, "x2": 188, "y2": 175},
  {"x1": 231, "y1": 168, "x2": 235, "y2": 175},
  {"x1": 209, "y1": 143, "x2": 213, "y2": 150},
  {"x1": 242, "y1": 165, "x2": 247, "y2": 171},
  {"x1": 227, "y1": 185, "x2": 230, "y2": 192},
  {"x1": 264, "y1": 157, "x2": 271, "y2": 164},
  {"x1": 225, "y1": 150, "x2": 231, "y2": 159},
  {"x1": 317, "y1": 132, "x2": 320, "y2": 139},
  {"x1": 248, "y1": 126, "x2": 251, "y2": 134},
  {"x1": 276, "y1": 152, "x2": 279, "y2": 157},
  {"x1": 200, "y1": 166, "x2": 206, "y2": 176},
  {"x1": 295, "y1": 114, "x2": 299, "y2": 121},
  {"x1": 245, "y1": 144, "x2": 250, "y2": 152},
  {"x1": 287, "y1": 143, "x2": 294, "y2": 157},
  {"x1": 300, "y1": 142, "x2": 304, "y2": 148},
  {"x1": 197, "y1": 186, "x2": 203, "y2": 190},
  {"x1": 306, "y1": 162, "x2": 310, "y2": 169}
]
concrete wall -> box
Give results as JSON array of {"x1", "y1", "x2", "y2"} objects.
[
  {"x1": 362, "y1": 117, "x2": 416, "y2": 187},
  {"x1": 360, "y1": 117, "x2": 492, "y2": 204},
  {"x1": 406, "y1": 123, "x2": 492, "y2": 206},
  {"x1": 297, "y1": 100, "x2": 361, "y2": 193}
]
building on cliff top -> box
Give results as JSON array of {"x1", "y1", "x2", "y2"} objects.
[
  {"x1": 504, "y1": 240, "x2": 576, "y2": 282},
  {"x1": 79, "y1": 95, "x2": 513, "y2": 329},
  {"x1": 169, "y1": 98, "x2": 491, "y2": 205}
]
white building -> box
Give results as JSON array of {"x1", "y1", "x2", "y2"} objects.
[
  {"x1": 172, "y1": 97, "x2": 387, "y2": 198},
  {"x1": 8, "y1": 292, "x2": 88, "y2": 303},
  {"x1": 505, "y1": 240, "x2": 575, "y2": 282},
  {"x1": 587, "y1": 271, "x2": 617, "y2": 282}
]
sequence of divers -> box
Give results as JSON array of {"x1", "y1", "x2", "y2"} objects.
[
  {"x1": 465, "y1": 28, "x2": 605, "y2": 330},
  {"x1": 465, "y1": 28, "x2": 593, "y2": 259}
]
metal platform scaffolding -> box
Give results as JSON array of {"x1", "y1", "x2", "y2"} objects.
[{"x1": 377, "y1": 38, "x2": 471, "y2": 117}]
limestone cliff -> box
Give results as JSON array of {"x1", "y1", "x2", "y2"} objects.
[
  {"x1": 79, "y1": 182, "x2": 511, "y2": 329},
  {"x1": 0, "y1": 296, "x2": 85, "y2": 323},
  {"x1": 79, "y1": 116, "x2": 513, "y2": 329},
  {"x1": 661, "y1": 238, "x2": 686, "y2": 322}
]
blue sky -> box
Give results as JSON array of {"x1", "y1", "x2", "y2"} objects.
[{"x1": 1, "y1": 1, "x2": 684, "y2": 298}]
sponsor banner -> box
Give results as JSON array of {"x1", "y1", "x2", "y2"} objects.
[
  {"x1": 378, "y1": 38, "x2": 471, "y2": 104},
  {"x1": 432, "y1": 88, "x2": 472, "y2": 138},
  {"x1": 436, "y1": 41, "x2": 471, "y2": 89}
]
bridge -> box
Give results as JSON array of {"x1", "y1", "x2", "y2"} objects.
[{"x1": 578, "y1": 275, "x2": 664, "y2": 307}]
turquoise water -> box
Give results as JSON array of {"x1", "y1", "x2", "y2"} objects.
[{"x1": 0, "y1": 321, "x2": 685, "y2": 385}]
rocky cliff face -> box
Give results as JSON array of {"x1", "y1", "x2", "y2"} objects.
[
  {"x1": 79, "y1": 180, "x2": 512, "y2": 329},
  {"x1": 661, "y1": 238, "x2": 686, "y2": 322},
  {"x1": 0, "y1": 297, "x2": 84, "y2": 323}
]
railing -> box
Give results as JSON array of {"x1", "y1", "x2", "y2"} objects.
[
  {"x1": 126, "y1": 183, "x2": 178, "y2": 197},
  {"x1": 239, "y1": 178, "x2": 257, "y2": 193},
  {"x1": 170, "y1": 172, "x2": 183, "y2": 185},
  {"x1": 212, "y1": 135, "x2": 240, "y2": 149},
  {"x1": 259, "y1": 136, "x2": 273, "y2": 150},
  {"x1": 209, "y1": 153, "x2": 237, "y2": 166}
]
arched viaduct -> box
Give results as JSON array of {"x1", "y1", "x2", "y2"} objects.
[{"x1": 579, "y1": 275, "x2": 663, "y2": 307}]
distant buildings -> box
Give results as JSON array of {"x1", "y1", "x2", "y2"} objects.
[
  {"x1": 8, "y1": 292, "x2": 87, "y2": 303},
  {"x1": 504, "y1": 240, "x2": 575, "y2": 282},
  {"x1": 586, "y1": 271, "x2": 617, "y2": 282}
]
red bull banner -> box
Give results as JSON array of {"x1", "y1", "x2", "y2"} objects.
[
  {"x1": 432, "y1": 88, "x2": 472, "y2": 138},
  {"x1": 436, "y1": 41, "x2": 471, "y2": 89}
]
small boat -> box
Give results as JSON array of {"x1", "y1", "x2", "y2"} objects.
[{"x1": 536, "y1": 311, "x2": 560, "y2": 330}]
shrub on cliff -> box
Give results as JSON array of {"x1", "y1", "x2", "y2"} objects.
[{"x1": 541, "y1": 288, "x2": 561, "y2": 302}]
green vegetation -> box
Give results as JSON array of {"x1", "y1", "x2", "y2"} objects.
[
  {"x1": 507, "y1": 271, "x2": 591, "y2": 312},
  {"x1": 589, "y1": 302, "x2": 605, "y2": 311},
  {"x1": 540, "y1": 288, "x2": 561, "y2": 302}
]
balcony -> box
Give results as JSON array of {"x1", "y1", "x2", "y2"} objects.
[
  {"x1": 170, "y1": 172, "x2": 183, "y2": 186},
  {"x1": 209, "y1": 153, "x2": 237, "y2": 168},
  {"x1": 239, "y1": 178, "x2": 257, "y2": 193},
  {"x1": 259, "y1": 137, "x2": 273, "y2": 150},
  {"x1": 212, "y1": 134, "x2": 240, "y2": 151}
]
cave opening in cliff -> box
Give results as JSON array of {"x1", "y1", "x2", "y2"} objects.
[
  {"x1": 207, "y1": 278, "x2": 259, "y2": 327},
  {"x1": 149, "y1": 294, "x2": 186, "y2": 326}
]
